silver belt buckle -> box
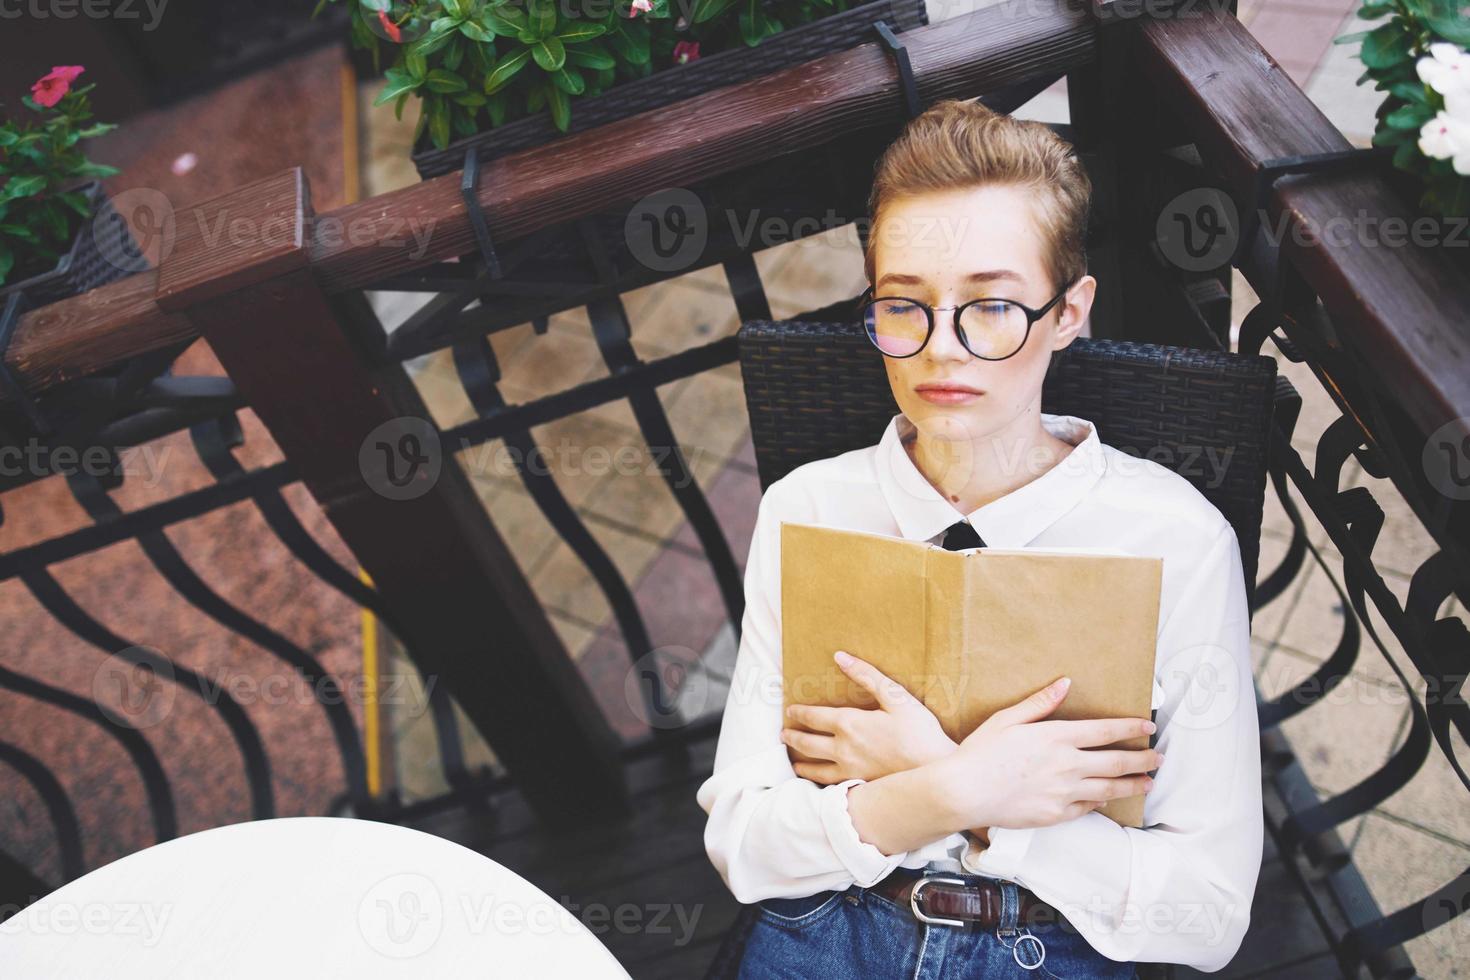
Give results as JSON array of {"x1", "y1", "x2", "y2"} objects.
[{"x1": 909, "y1": 874, "x2": 969, "y2": 928}]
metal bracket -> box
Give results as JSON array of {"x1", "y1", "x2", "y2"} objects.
[
  {"x1": 0, "y1": 290, "x2": 52, "y2": 436},
  {"x1": 461, "y1": 145, "x2": 504, "y2": 281},
  {"x1": 1237, "y1": 145, "x2": 1396, "y2": 268},
  {"x1": 873, "y1": 20, "x2": 921, "y2": 121},
  {"x1": 1235, "y1": 146, "x2": 1395, "y2": 357}
]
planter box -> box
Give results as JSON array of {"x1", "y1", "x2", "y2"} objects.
[
  {"x1": 0, "y1": 181, "x2": 140, "y2": 310},
  {"x1": 410, "y1": 0, "x2": 928, "y2": 179}
]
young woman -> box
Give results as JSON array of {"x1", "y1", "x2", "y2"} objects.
[{"x1": 696, "y1": 99, "x2": 1263, "y2": 977}]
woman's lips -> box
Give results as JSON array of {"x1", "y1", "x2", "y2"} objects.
[{"x1": 914, "y1": 383, "x2": 985, "y2": 405}]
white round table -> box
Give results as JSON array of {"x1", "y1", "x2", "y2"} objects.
[{"x1": 0, "y1": 816, "x2": 631, "y2": 978}]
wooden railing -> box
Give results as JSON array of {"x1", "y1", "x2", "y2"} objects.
[{"x1": 0, "y1": 2, "x2": 1465, "y2": 974}]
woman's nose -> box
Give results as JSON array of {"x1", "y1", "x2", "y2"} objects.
[{"x1": 925, "y1": 307, "x2": 970, "y2": 361}]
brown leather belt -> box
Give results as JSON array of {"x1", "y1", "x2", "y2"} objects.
[{"x1": 869, "y1": 868, "x2": 1055, "y2": 929}]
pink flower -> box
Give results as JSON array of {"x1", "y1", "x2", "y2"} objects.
[
  {"x1": 626, "y1": 0, "x2": 652, "y2": 16},
  {"x1": 377, "y1": 9, "x2": 403, "y2": 42},
  {"x1": 673, "y1": 41, "x2": 701, "y2": 65},
  {"x1": 31, "y1": 65, "x2": 85, "y2": 108}
]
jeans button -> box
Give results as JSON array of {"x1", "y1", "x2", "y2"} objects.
[{"x1": 845, "y1": 894, "x2": 860, "y2": 905}]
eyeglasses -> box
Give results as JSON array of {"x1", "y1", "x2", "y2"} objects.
[{"x1": 856, "y1": 282, "x2": 1073, "y2": 360}]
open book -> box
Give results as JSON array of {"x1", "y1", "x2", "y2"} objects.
[{"x1": 779, "y1": 522, "x2": 1163, "y2": 828}]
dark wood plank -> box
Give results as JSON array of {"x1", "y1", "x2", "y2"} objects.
[
  {"x1": 0, "y1": 0, "x2": 1094, "y2": 402},
  {"x1": 1135, "y1": 6, "x2": 1470, "y2": 438},
  {"x1": 158, "y1": 175, "x2": 629, "y2": 824},
  {"x1": 154, "y1": 170, "x2": 310, "y2": 311}
]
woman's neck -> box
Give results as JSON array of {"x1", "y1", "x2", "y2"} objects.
[{"x1": 905, "y1": 409, "x2": 1075, "y2": 515}]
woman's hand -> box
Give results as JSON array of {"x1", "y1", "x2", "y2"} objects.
[
  {"x1": 932, "y1": 676, "x2": 1162, "y2": 831},
  {"x1": 780, "y1": 650, "x2": 957, "y2": 784}
]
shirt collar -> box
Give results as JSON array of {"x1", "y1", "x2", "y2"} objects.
[{"x1": 874, "y1": 411, "x2": 1109, "y2": 549}]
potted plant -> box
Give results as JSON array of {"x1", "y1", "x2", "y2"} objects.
[
  {"x1": 319, "y1": 0, "x2": 926, "y2": 178},
  {"x1": 0, "y1": 66, "x2": 136, "y2": 309},
  {"x1": 1338, "y1": 0, "x2": 1470, "y2": 218}
]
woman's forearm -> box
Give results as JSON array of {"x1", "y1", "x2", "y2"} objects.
[{"x1": 845, "y1": 757, "x2": 969, "y2": 855}]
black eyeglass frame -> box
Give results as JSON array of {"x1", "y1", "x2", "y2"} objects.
[{"x1": 855, "y1": 281, "x2": 1075, "y2": 361}]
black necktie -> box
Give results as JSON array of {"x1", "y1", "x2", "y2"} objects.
[{"x1": 941, "y1": 520, "x2": 986, "y2": 551}]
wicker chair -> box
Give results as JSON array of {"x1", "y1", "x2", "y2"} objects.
[{"x1": 701, "y1": 297, "x2": 1280, "y2": 980}]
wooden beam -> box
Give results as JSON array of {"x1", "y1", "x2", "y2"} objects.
[
  {"x1": 158, "y1": 169, "x2": 629, "y2": 824},
  {"x1": 1136, "y1": 7, "x2": 1470, "y2": 437},
  {"x1": 0, "y1": 0, "x2": 1094, "y2": 400}
]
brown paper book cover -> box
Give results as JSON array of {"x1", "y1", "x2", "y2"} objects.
[{"x1": 780, "y1": 522, "x2": 1163, "y2": 828}]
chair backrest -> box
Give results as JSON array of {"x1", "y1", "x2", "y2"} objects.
[{"x1": 737, "y1": 303, "x2": 1279, "y2": 611}]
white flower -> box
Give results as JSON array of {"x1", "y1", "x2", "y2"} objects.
[
  {"x1": 1416, "y1": 42, "x2": 1470, "y2": 96},
  {"x1": 1419, "y1": 110, "x2": 1470, "y2": 174},
  {"x1": 1446, "y1": 85, "x2": 1470, "y2": 123}
]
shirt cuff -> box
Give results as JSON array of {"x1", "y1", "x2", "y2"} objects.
[
  {"x1": 966, "y1": 826, "x2": 1036, "y2": 879},
  {"x1": 818, "y1": 778, "x2": 909, "y2": 886}
]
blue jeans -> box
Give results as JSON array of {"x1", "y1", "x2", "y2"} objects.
[{"x1": 738, "y1": 873, "x2": 1137, "y2": 979}]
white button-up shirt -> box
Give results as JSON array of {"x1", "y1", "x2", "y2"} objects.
[{"x1": 696, "y1": 411, "x2": 1263, "y2": 971}]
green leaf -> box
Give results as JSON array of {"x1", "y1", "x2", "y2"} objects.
[
  {"x1": 1386, "y1": 102, "x2": 1434, "y2": 129},
  {"x1": 374, "y1": 67, "x2": 422, "y2": 104},
  {"x1": 442, "y1": 37, "x2": 466, "y2": 71},
  {"x1": 1422, "y1": 0, "x2": 1470, "y2": 44},
  {"x1": 57, "y1": 189, "x2": 91, "y2": 218},
  {"x1": 1333, "y1": 29, "x2": 1372, "y2": 44},
  {"x1": 691, "y1": 0, "x2": 739, "y2": 22},
  {"x1": 551, "y1": 66, "x2": 585, "y2": 94},
  {"x1": 480, "y1": 6, "x2": 527, "y2": 33},
  {"x1": 488, "y1": 90, "x2": 509, "y2": 127},
  {"x1": 0, "y1": 130, "x2": 17, "y2": 148},
  {"x1": 1389, "y1": 80, "x2": 1429, "y2": 104},
  {"x1": 532, "y1": 35, "x2": 567, "y2": 71},
  {"x1": 75, "y1": 122, "x2": 117, "y2": 139},
  {"x1": 442, "y1": 0, "x2": 468, "y2": 18},
  {"x1": 1356, "y1": 0, "x2": 1392, "y2": 14},
  {"x1": 359, "y1": 0, "x2": 391, "y2": 11},
  {"x1": 484, "y1": 48, "x2": 533, "y2": 93},
  {"x1": 531, "y1": 0, "x2": 558, "y2": 37},
  {"x1": 453, "y1": 91, "x2": 489, "y2": 107},
  {"x1": 0, "y1": 243, "x2": 13, "y2": 286},
  {"x1": 0, "y1": 223, "x2": 37, "y2": 243},
  {"x1": 424, "y1": 69, "x2": 470, "y2": 93},
  {"x1": 453, "y1": 105, "x2": 479, "y2": 136},
  {"x1": 2, "y1": 174, "x2": 47, "y2": 200},
  {"x1": 1372, "y1": 124, "x2": 1414, "y2": 145},
  {"x1": 395, "y1": 91, "x2": 410, "y2": 121},
  {"x1": 429, "y1": 94, "x2": 452, "y2": 149},
  {"x1": 546, "y1": 82, "x2": 570, "y2": 131},
  {"x1": 459, "y1": 20, "x2": 496, "y2": 41},
  {"x1": 566, "y1": 46, "x2": 615, "y2": 69},
  {"x1": 556, "y1": 21, "x2": 607, "y2": 43},
  {"x1": 1359, "y1": 23, "x2": 1412, "y2": 69}
]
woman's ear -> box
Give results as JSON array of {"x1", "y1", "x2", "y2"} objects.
[{"x1": 1052, "y1": 275, "x2": 1097, "y2": 350}]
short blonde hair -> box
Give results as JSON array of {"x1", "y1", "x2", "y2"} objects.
[{"x1": 863, "y1": 98, "x2": 1091, "y2": 299}]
